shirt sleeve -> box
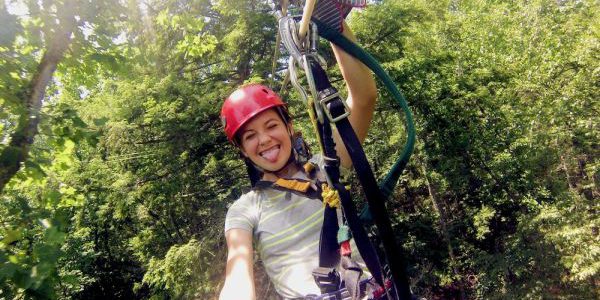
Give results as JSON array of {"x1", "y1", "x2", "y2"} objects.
[{"x1": 224, "y1": 192, "x2": 259, "y2": 233}]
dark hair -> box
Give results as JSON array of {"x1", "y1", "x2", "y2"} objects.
[{"x1": 244, "y1": 158, "x2": 262, "y2": 187}]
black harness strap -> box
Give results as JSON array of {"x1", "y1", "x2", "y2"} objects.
[
  {"x1": 310, "y1": 60, "x2": 412, "y2": 299},
  {"x1": 310, "y1": 61, "x2": 385, "y2": 288},
  {"x1": 320, "y1": 205, "x2": 340, "y2": 269},
  {"x1": 316, "y1": 101, "x2": 341, "y2": 271}
]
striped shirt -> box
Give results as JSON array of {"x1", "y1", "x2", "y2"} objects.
[{"x1": 225, "y1": 159, "x2": 327, "y2": 298}]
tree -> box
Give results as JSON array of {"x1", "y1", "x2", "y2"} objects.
[
  {"x1": 0, "y1": 0, "x2": 76, "y2": 192},
  {"x1": 1, "y1": 0, "x2": 597, "y2": 298}
]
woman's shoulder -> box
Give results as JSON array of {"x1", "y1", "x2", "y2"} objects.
[
  {"x1": 229, "y1": 187, "x2": 281, "y2": 210},
  {"x1": 225, "y1": 190, "x2": 264, "y2": 233},
  {"x1": 230, "y1": 189, "x2": 262, "y2": 207}
]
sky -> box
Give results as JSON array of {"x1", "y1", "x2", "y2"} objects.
[{"x1": 6, "y1": 0, "x2": 28, "y2": 16}]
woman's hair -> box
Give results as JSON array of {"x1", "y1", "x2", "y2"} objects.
[{"x1": 245, "y1": 158, "x2": 262, "y2": 187}]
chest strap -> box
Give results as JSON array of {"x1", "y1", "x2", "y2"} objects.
[
  {"x1": 254, "y1": 177, "x2": 322, "y2": 199},
  {"x1": 273, "y1": 178, "x2": 312, "y2": 193},
  {"x1": 252, "y1": 165, "x2": 341, "y2": 271}
]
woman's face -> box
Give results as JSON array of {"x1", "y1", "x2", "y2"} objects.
[{"x1": 238, "y1": 109, "x2": 292, "y2": 172}]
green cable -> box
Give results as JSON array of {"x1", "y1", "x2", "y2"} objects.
[{"x1": 313, "y1": 19, "x2": 416, "y2": 221}]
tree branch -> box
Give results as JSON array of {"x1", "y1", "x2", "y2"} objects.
[{"x1": 0, "y1": 1, "x2": 77, "y2": 193}]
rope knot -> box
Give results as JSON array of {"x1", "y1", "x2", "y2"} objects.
[{"x1": 321, "y1": 183, "x2": 340, "y2": 208}]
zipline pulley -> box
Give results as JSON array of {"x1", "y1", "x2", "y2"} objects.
[{"x1": 280, "y1": 16, "x2": 329, "y2": 124}]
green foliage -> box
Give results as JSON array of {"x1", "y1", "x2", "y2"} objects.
[
  {"x1": 143, "y1": 238, "x2": 220, "y2": 299},
  {"x1": 472, "y1": 206, "x2": 495, "y2": 241},
  {"x1": 0, "y1": 0, "x2": 598, "y2": 299},
  {"x1": 353, "y1": 0, "x2": 598, "y2": 298}
]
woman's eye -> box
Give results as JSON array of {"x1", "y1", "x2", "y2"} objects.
[{"x1": 243, "y1": 133, "x2": 255, "y2": 141}]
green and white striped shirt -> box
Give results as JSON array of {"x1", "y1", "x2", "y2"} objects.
[{"x1": 225, "y1": 161, "x2": 326, "y2": 298}]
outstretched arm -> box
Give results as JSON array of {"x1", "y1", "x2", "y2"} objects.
[
  {"x1": 331, "y1": 22, "x2": 377, "y2": 169},
  {"x1": 219, "y1": 229, "x2": 256, "y2": 300}
]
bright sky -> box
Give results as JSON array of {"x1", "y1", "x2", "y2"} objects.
[{"x1": 6, "y1": 0, "x2": 28, "y2": 16}]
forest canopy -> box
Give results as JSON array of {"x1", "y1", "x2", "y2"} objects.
[{"x1": 0, "y1": 0, "x2": 598, "y2": 299}]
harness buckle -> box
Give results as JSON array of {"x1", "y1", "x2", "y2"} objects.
[
  {"x1": 319, "y1": 87, "x2": 351, "y2": 123},
  {"x1": 312, "y1": 267, "x2": 341, "y2": 294}
]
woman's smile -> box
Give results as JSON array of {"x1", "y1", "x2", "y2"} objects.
[
  {"x1": 239, "y1": 109, "x2": 292, "y2": 172},
  {"x1": 259, "y1": 145, "x2": 281, "y2": 163}
]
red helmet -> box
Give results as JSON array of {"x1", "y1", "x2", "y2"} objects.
[{"x1": 221, "y1": 84, "x2": 287, "y2": 141}]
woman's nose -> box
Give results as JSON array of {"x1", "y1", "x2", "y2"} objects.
[{"x1": 258, "y1": 132, "x2": 271, "y2": 145}]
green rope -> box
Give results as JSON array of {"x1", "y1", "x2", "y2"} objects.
[{"x1": 313, "y1": 19, "x2": 416, "y2": 222}]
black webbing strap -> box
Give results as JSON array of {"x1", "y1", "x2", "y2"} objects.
[
  {"x1": 315, "y1": 98, "x2": 341, "y2": 270},
  {"x1": 309, "y1": 61, "x2": 412, "y2": 299},
  {"x1": 310, "y1": 61, "x2": 385, "y2": 288},
  {"x1": 320, "y1": 205, "x2": 340, "y2": 268}
]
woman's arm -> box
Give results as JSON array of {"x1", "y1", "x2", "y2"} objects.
[
  {"x1": 219, "y1": 229, "x2": 256, "y2": 300},
  {"x1": 330, "y1": 22, "x2": 377, "y2": 169}
]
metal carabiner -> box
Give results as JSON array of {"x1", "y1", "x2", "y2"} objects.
[
  {"x1": 280, "y1": 15, "x2": 328, "y2": 124},
  {"x1": 288, "y1": 56, "x2": 309, "y2": 105},
  {"x1": 279, "y1": 16, "x2": 306, "y2": 62}
]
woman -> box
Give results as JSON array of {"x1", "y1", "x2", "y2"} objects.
[{"x1": 219, "y1": 22, "x2": 377, "y2": 300}]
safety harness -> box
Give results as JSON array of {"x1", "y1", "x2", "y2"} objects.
[
  {"x1": 265, "y1": 1, "x2": 417, "y2": 299},
  {"x1": 251, "y1": 160, "x2": 394, "y2": 300}
]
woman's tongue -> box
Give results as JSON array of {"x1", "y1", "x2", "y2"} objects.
[{"x1": 260, "y1": 146, "x2": 280, "y2": 163}]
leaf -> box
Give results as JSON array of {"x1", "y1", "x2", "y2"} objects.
[
  {"x1": 1, "y1": 229, "x2": 22, "y2": 245},
  {"x1": 46, "y1": 190, "x2": 61, "y2": 205},
  {"x1": 24, "y1": 160, "x2": 47, "y2": 180},
  {"x1": 44, "y1": 227, "x2": 66, "y2": 245},
  {"x1": 12, "y1": 268, "x2": 33, "y2": 289},
  {"x1": 93, "y1": 117, "x2": 109, "y2": 126},
  {"x1": 72, "y1": 116, "x2": 87, "y2": 128},
  {"x1": 0, "y1": 262, "x2": 17, "y2": 280},
  {"x1": 87, "y1": 53, "x2": 121, "y2": 71}
]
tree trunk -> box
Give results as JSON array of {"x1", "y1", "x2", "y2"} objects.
[
  {"x1": 421, "y1": 160, "x2": 466, "y2": 300},
  {"x1": 0, "y1": 3, "x2": 76, "y2": 193},
  {"x1": 560, "y1": 154, "x2": 576, "y2": 192}
]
